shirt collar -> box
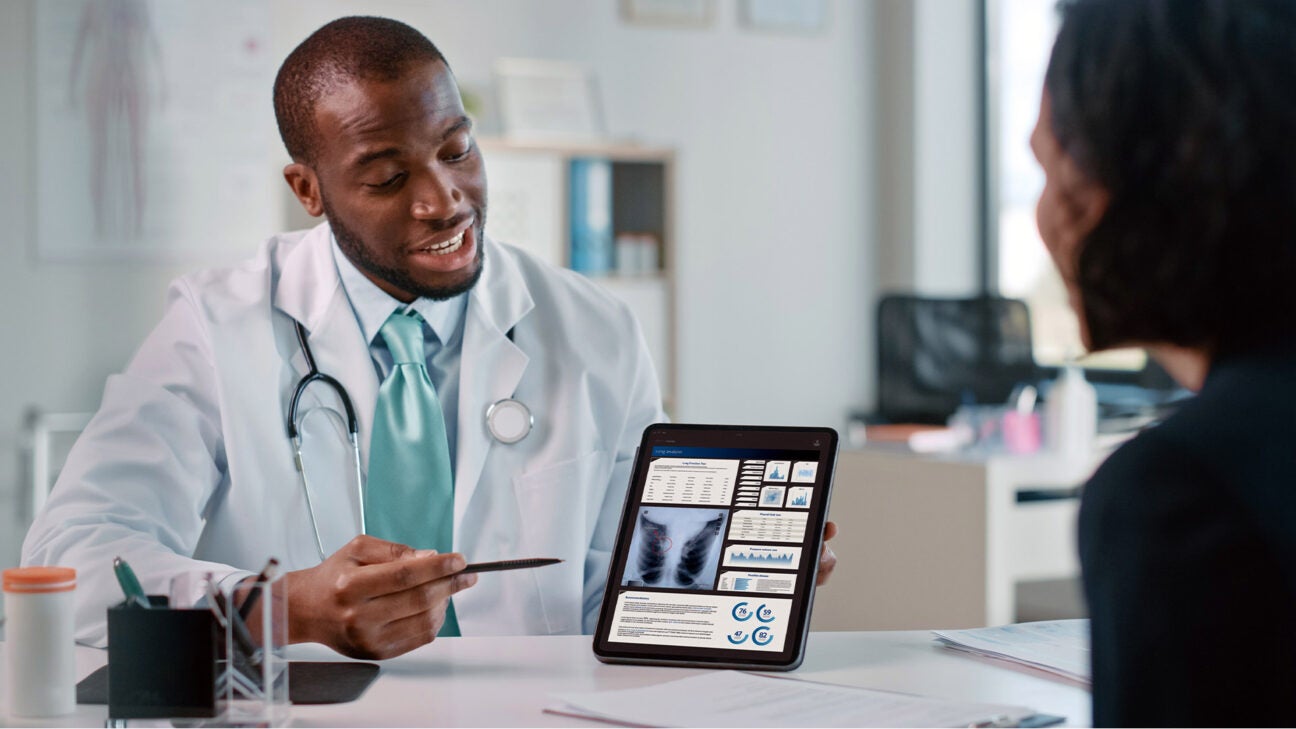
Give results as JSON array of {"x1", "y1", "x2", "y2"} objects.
[{"x1": 330, "y1": 231, "x2": 467, "y2": 348}]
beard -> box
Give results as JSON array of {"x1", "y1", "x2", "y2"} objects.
[{"x1": 321, "y1": 191, "x2": 486, "y2": 302}]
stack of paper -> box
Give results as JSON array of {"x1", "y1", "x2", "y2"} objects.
[
  {"x1": 932, "y1": 619, "x2": 1091, "y2": 684},
  {"x1": 546, "y1": 671, "x2": 1045, "y2": 728}
]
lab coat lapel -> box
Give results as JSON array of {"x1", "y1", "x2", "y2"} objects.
[
  {"x1": 455, "y1": 237, "x2": 532, "y2": 525},
  {"x1": 273, "y1": 222, "x2": 380, "y2": 474}
]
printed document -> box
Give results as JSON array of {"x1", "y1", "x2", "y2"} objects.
[
  {"x1": 933, "y1": 619, "x2": 1090, "y2": 684},
  {"x1": 546, "y1": 671, "x2": 1039, "y2": 728}
]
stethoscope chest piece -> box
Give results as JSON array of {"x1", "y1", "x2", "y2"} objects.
[{"x1": 486, "y1": 398, "x2": 533, "y2": 444}]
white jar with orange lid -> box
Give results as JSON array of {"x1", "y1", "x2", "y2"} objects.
[{"x1": 3, "y1": 566, "x2": 77, "y2": 717}]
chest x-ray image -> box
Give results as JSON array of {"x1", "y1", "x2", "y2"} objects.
[{"x1": 622, "y1": 507, "x2": 729, "y2": 590}]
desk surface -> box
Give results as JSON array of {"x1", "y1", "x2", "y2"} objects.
[{"x1": 1, "y1": 632, "x2": 1091, "y2": 727}]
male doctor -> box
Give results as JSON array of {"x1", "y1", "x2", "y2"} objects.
[{"x1": 24, "y1": 16, "x2": 835, "y2": 659}]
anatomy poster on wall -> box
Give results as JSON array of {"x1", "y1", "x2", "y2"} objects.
[{"x1": 34, "y1": 0, "x2": 279, "y2": 261}]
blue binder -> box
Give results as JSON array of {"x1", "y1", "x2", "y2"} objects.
[{"x1": 569, "y1": 158, "x2": 613, "y2": 275}]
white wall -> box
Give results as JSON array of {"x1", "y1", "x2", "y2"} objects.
[
  {"x1": 875, "y1": 0, "x2": 981, "y2": 296},
  {"x1": 913, "y1": 0, "x2": 980, "y2": 295},
  {"x1": 2, "y1": 0, "x2": 906, "y2": 568}
]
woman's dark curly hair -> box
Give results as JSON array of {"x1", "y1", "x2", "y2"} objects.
[{"x1": 1045, "y1": 0, "x2": 1296, "y2": 357}]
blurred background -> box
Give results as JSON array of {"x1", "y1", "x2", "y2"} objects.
[{"x1": 2, "y1": 0, "x2": 1178, "y2": 627}]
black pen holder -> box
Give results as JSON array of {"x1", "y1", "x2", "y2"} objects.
[{"x1": 106, "y1": 596, "x2": 219, "y2": 719}]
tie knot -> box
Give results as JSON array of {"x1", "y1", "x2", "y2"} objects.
[{"x1": 379, "y1": 310, "x2": 427, "y2": 365}]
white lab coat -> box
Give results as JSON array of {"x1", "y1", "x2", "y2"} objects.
[{"x1": 22, "y1": 223, "x2": 664, "y2": 646}]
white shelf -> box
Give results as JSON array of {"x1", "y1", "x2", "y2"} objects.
[{"x1": 481, "y1": 141, "x2": 676, "y2": 410}]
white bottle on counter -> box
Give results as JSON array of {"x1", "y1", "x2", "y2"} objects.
[
  {"x1": 1045, "y1": 361, "x2": 1098, "y2": 462},
  {"x1": 3, "y1": 566, "x2": 78, "y2": 718}
]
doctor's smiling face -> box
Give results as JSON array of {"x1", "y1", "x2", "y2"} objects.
[{"x1": 285, "y1": 59, "x2": 487, "y2": 303}]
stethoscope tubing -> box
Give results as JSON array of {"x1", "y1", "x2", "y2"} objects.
[
  {"x1": 289, "y1": 320, "x2": 366, "y2": 559},
  {"x1": 286, "y1": 318, "x2": 530, "y2": 561},
  {"x1": 288, "y1": 321, "x2": 359, "y2": 441}
]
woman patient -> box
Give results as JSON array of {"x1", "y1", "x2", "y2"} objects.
[{"x1": 1032, "y1": 0, "x2": 1296, "y2": 725}]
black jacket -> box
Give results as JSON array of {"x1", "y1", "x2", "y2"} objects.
[{"x1": 1080, "y1": 342, "x2": 1296, "y2": 727}]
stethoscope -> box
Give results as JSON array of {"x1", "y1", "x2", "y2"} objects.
[{"x1": 287, "y1": 319, "x2": 533, "y2": 559}]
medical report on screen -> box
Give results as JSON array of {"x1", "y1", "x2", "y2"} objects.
[{"x1": 606, "y1": 447, "x2": 825, "y2": 653}]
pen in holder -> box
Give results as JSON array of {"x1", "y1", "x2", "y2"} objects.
[{"x1": 214, "y1": 571, "x2": 290, "y2": 727}]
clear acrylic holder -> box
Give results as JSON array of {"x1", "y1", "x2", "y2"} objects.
[{"x1": 218, "y1": 572, "x2": 289, "y2": 727}]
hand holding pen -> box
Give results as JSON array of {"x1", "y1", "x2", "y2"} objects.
[
  {"x1": 171, "y1": 539, "x2": 558, "y2": 661},
  {"x1": 213, "y1": 554, "x2": 558, "y2": 672},
  {"x1": 281, "y1": 536, "x2": 480, "y2": 660}
]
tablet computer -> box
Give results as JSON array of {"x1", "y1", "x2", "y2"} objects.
[{"x1": 593, "y1": 423, "x2": 838, "y2": 670}]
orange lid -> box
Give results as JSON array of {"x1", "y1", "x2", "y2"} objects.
[{"x1": 3, "y1": 566, "x2": 77, "y2": 593}]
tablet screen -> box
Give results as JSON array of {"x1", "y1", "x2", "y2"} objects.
[{"x1": 594, "y1": 424, "x2": 838, "y2": 670}]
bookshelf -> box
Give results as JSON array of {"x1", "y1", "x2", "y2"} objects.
[{"x1": 478, "y1": 138, "x2": 676, "y2": 411}]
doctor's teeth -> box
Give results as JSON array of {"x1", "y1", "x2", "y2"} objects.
[{"x1": 422, "y1": 230, "x2": 465, "y2": 254}]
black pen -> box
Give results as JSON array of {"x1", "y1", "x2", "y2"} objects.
[
  {"x1": 207, "y1": 577, "x2": 262, "y2": 670},
  {"x1": 236, "y1": 557, "x2": 281, "y2": 622},
  {"x1": 461, "y1": 558, "x2": 562, "y2": 574}
]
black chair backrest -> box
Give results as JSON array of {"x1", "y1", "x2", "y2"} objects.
[{"x1": 876, "y1": 294, "x2": 1039, "y2": 424}]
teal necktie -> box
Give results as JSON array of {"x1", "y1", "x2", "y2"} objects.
[{"x1": 366, "y1": 309, "x2": 460, "y2": 636}]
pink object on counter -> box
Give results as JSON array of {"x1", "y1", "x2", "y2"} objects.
[{"x1": 1002, "y1": 411, "x2": 1042, "y2": 454}]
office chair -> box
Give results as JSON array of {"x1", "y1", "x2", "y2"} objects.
[{"x1": 876, "y1": 294, "x2": 1040, "y2": 424}]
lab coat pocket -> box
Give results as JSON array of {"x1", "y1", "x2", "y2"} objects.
[{"x1": 512, "y1": 450, "x2": 609, "y2": 634}]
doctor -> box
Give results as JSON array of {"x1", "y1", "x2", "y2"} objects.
[{"x1": 23, "y1": 17, "x2": 671, "y2": 659}]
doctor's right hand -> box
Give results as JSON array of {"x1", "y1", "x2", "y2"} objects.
[{"x1": 283, "y1": 535, "x2": 478, "y2": 659}]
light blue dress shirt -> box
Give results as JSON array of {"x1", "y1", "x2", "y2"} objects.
[{"x1": 331, "y1": 237, "x2": 468, "y2": 477}]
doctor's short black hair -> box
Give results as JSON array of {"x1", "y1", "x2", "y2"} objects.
[
  {"x1": 273, "y1": 16, "x2": 448, "y2": 165},
  {"x1": 1045, "y1": 0, "x2": 1296, "y2": 357}
]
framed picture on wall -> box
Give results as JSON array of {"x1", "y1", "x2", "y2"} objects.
[
  {"x1": 739, "y1": 0, "x2": 829, "y2": 34},
  {"x1": 621, "y1": 0, "x2": 715, "y2": 28},
  {"x1": 494, "y1": 58, "x2": 606, "y2": 142}
]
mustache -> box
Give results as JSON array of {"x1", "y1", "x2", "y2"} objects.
[{"x1": 420, "y1": 210, "x2": 477, "y2": 233}]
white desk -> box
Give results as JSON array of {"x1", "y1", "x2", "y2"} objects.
[{"x1": 0, "y1": 633, "x2": 1091, "y2": 727}]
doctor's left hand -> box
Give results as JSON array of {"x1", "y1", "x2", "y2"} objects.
[
  {"x1": 283, "y1": 535, "x2": 478, "y2": 659},
  {"x1": 816, "y1": 521, "x2": 838, "y2": 586}
]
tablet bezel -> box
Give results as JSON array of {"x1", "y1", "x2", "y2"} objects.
[{"x1": 593, "y1": 423, "x2": 839, "y2": 670}]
